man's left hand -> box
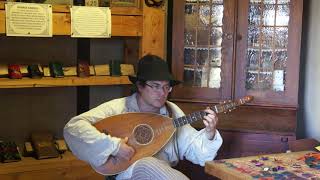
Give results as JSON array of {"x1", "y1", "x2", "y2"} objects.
[{"x1": 203, "y1": 108, "x2": 218, "y2": 140}]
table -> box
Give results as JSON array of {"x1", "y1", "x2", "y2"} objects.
[{"x1": 205, "y1": 151, "x2": 320, "y2": 180}]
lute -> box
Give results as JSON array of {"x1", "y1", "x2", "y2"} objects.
[{"x1": 93, "y1": 96, "x2": 253, "y2": 175}]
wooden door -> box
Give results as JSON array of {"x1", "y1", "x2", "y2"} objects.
[
  {"x1": 235, "y1": 0, "x2": 303, "y2": 107},
  {"x1": 171, "y1": 0, "x2": 236, "y2": 103}
]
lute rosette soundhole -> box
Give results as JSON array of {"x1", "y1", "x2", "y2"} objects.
[{"x1": 133, "y1": 124, "x2": 154, "y2": 145}]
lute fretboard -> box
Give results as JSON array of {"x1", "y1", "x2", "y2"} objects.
[{"x1": 172, "y1": 96, "x2": 253, "y2": 128}]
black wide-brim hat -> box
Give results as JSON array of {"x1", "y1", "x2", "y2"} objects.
[{"x1": 129, "y1": 54, "x2": 181, "y2": 86}]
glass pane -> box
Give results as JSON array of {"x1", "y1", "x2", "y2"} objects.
[
  {"x1": 247, "y1": 48, "x2": 260, "y2": 70},
  {"x1": 208, "y1": 67, "x2": 221, "y2": 88},
  {"x1": 278, "y1": 0, "x2": 290, "y2": 4},
  {"x1": 197, "y1": 66, "x2": 221, "y2": 88},
  {"x1": 184, "y1": 48, "x2": 196, "y2": 65},
  {"x1": 274, "y1": 27, "x2": 288, "y2": 48},
  {"x1": 199, "y1": 0, "x2": 210, "y2": 3},
  {"x1": 248, "y1": 5, "x2": 262, "y2": 26},
  {"x1": 261, "y1": 49, "x2": 273, "y2": 70},
  {"x1": 195, "y1": 67, "x2": 204, "y2": 87},
  {"x1": 185, "y1": 3, "x2": 197, "y2": 15},
  {"x1": 210, "y1": 27, "x2": 223, "y2": 46},
  {"x1": 274, "y1": 50, "x2": 287, "y2": 69},
  {"x1": 209, "y1": 48, "x2": 222, "y2": 66},
  {"x1": 184, "y1": 28, "x2": 196, "y2": 46},
  {"x1": 250, "y1": 0, "x2": 262, "y2": 4},
  {"x1": 264, "y1": 0, "x2": 276, "y2": 4},
  {"x1": 273, "y1": 70, "x2": 285, "y2": 91},
  {"x1": 273, "y1": 50, "x2": 286, "y2": 91},
  {"x1": 263, "y1": 5, "x2": 276, "y2": 26},
  {"x1": 197, "y1": 27, "x2": 209, "y2": 45},
  {"x1": 212, "y1": 0, "x2": 223, "y2": 4},
  {"x1": 211, "y1": 5, "x2": 224, "y2": 26},
  {"x1": 183, "y1": 67, "x2": 194, "y2": 86},
  {"x1": 276, "y1": 5, "x2": 290, "y2": 26},
  {"x1": 185, "y1": 14, "x2": 198, "y2": 29},
  {"x1": 247, "y1": 27, "x2": 260, "y2": 48},
  {"x1": 199, "y1": 4, "x2": 210, "y2": 27},
  {"x1": 261, "y1": 27, "x2": 274, "y2": 48},
  {"x1": 246, "y1": 71, "x2": 258, "y2": 89},
  {"x1": 259, "y1": 71, "x2": 273, "y2": 89},
  {"x1": 199, "y1": 66, "x2": 208, "y2": 87},
  {"x1": 196, "y1": 48, "x2": 209, "y2": 66}
]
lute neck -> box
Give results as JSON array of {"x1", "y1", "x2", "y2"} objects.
[
  {"x1": 172, "y1": 99, "x2": 242, "y2": 128},
  {"x1": 172, "y1": 111, "x2": 207, "y2": 128}
]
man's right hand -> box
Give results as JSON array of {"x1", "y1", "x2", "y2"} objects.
[{"x1": 115, "y1": 137, "x2": 135, "y2": 161}]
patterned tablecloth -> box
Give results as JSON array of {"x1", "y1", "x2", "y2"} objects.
[{"x1": 205, "y1": 151, "x2": 320, "y2": 180}]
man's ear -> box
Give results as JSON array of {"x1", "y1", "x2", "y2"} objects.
[{"x1": 136, "y1": 82, "x2": 142, "y2": 92}]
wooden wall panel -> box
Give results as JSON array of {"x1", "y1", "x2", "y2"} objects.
[
  {"x1": 52, "y1": 13, "x2": 71, "y2": 35},
  {"x1": 0, "y1": 11, "x2": 4, "y2": 33},
  {"x1": 140, "y1": 4, "x2": 165, "y2": 58},
  {"x1": 112, "y1": 15, "x2": 143, "y2": 37}
]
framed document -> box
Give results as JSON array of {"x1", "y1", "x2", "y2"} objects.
[
  {"x1": 5, "y1": 2, "x2": 53, "y2": 37},
  {"x1": 111, "y1": 0, "x2": 139, "y2": 7},
  {"x1": 71, "y1": 6, "x2": 111, "y2": 38}
]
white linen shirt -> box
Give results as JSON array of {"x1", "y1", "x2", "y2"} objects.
[{"x1": 63, "y1": 93, "x2": 223, "y2": 179}]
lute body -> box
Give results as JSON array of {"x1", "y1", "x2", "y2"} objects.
[
  {"x1": 93, "y1": 96, "x2": 253, "y2": 175},
  {"x1": 93, "y1": 113, "x2": 175, "y2": 175}
]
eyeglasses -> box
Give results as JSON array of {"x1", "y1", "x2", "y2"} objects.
[{"x1": 145, "y1": 83, "x2": 172, "y2": 93}]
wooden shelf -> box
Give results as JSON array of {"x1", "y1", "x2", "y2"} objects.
[
  {"x1": 0, "y1": 151, "x2": 104, "y2": 179},
  {"x1": 0, "y1": 76, "x2": 131, "y2": 88},
  {"x1": 0, "y1": 2, "x2": 142, "y2": 36},
  {"x1": 0, "y1": 152, "x2": 77, "y2": 174}
]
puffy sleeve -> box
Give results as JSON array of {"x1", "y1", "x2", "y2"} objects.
[
  {"x1": 167, "y1": 102, "x2": 223, "y2": 166},
  {"x1": 177, "y1": 126, "x2": 222, "y2": 166},
  {"x1": 63, "y1": 100, "x2": 124, "y2": 167}
]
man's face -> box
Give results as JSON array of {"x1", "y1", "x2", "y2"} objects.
[{"x1": 138, "y1": 80, "x2": 172, "y2": 108}]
